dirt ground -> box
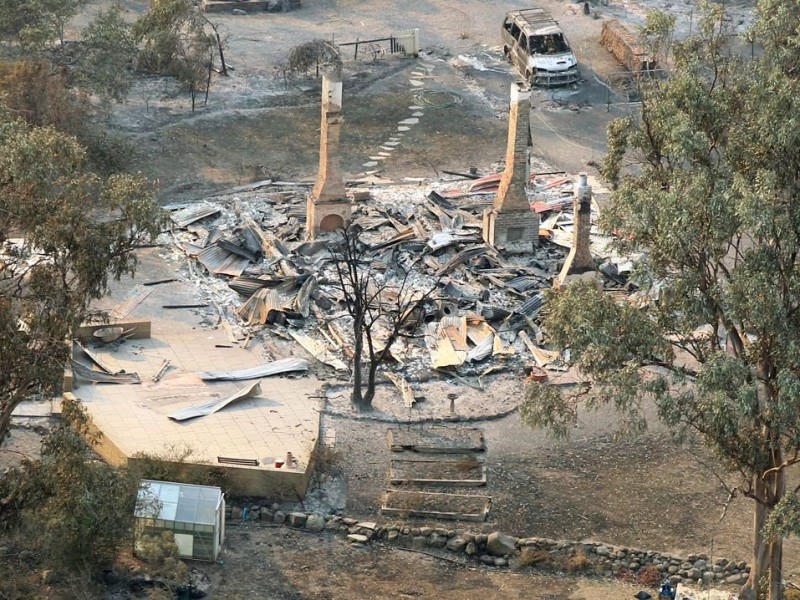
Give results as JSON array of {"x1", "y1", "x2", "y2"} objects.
[
  {"x1": 210, "y1": 524, "x2": 650, "y2": 599},
  {"x1": 4, "y1": 0, "x2": 788, "y2": 598}
]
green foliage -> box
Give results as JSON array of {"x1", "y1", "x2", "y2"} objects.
[
  {"x1": 0, "y1": 114, "x2": 166, "y2": 447},
  {"x1": 134, "y1": 0, "x2": 217, "y2": 109},
  {"x1": 639, "y1": 9, "x2": 676, "y2": 60},
  {"x1": 0, "y1": 0, "x2": 88, "y2": 49},
  {"x1": 135, "y1": 531, "x2": 188, "y2": 586},
  {"x1": 763, "y1": 493, "x2": 800, "y2": 541},
  {"x1": 131, "y1": 444, "x2": 230, "y2": 491},
  {"x1": 525, "y1": 1, "x2": 800, "y2": 597},
  {"x1": 0, "y1": 396, "x2": 138, "y2": 573},
  {"x1": 78, "y1": 3, "x2": 137, "y2": 104}
]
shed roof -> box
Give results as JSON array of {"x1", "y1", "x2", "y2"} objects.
[{"x1": 135, "y1": 480, "x2": 222, "y2": 525}]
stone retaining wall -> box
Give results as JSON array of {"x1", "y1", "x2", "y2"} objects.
[{"x1": 225, "y1": 504, "x2": 750, "y2": 587}]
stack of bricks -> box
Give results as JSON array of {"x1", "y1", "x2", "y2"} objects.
[
  {"x1": 483, "y1": 82, "x2": 539, "y2": 250},
  {"x1": 306, "y1": 72, "x2": 351, "y2": 240}
]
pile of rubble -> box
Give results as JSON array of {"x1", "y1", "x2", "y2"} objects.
[{"x1": 162, "y1": 173, "x2": 629, "y2": 400}]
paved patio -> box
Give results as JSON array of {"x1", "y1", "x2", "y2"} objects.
[{"x1": 71, "y1": 249, "x2": 323, "y2": 497}]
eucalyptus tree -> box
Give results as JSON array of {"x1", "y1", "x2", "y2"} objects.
[
  {"x1": 520, "y1": 2, "x2": 800, "y2": 599},
  {"x1": 0, "y1": 115, "x2": 164, "y2": 449}
]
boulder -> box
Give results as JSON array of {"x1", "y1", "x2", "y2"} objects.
[
  {"x1": 273, "y1": 511, "x2": 286, "y2": 525},
  {"x1": 595, "y1": 545, "x2": 611, "y2": 556},
  {"x1": 726, "y1": 573, "x2": 748, "y2": 585},
  {"x1": 347, "y1": 534, "x2": 368, "y2": 544},
  {"x1": 465, "y1": 542, "x2": 477, "y2": 556},
  {"x1": 287, "y1": 512, "x2": 307, "y2": 527},
  {"x1": 305, "y1": 514, "x2": 325, "y2": 531},
  {"x1": 446, "y1": 537, "x2": 467, "y2": 553},
  {"x1": 487, "y1": 532, "x2": 517, "y2": 557}
]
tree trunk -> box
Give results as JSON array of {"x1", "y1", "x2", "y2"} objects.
[
  {"x1": 362, "y1": 361, "x2": 379, "y2": 408},
  {"x1": 351, "y1": 318, "x2": 364, "y2": 408},
  {"x1": 205, "y1": 61, "x2": 212, "y2": 105},
  {"x1": 216, "y1": 32, "x2": 227, "y2": 75},
  {"x1": 741, "y1": 452, "x2": 785, "y2": 600},
  {"x1": 0, "y1": 402, "x2": 13, "y2": 451}
]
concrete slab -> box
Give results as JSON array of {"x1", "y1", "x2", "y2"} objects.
[{"x1": 72, "y1": 248, "x2": 323, "y2": 498}]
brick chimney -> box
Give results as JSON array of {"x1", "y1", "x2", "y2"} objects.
[
  {"x1": 482, "y1": 81, "x2": 539, "y2": 249},
  {"x1": 556, "y1": 173, "x2": 596, "y2": 286},
  {"x1": 306, "y1": 72, "x2": 351, "y2": 239}
]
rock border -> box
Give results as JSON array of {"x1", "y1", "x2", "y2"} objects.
[{"x1": 225, "y1": 504, "x2": 750, "y2": 587}]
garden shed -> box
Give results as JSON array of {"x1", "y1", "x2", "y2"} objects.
[{"x1": 134, "y1": 480, "x2": 225, "y2": 562}]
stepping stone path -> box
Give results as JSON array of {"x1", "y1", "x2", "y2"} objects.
[{"x1": 361, "y1": 60, "x2": 432, "y2": 170}]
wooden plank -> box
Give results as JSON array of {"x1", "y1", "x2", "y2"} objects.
[
  {"x1": 386, "y1": 427, "x2": 485, "y2": 453},
  {"x1": 381, "y1": 490, "x2": 491, "y2": 522},
  {"x1": 109, "y1": 285, "x2": 152, "y2": 320},
  {"x1": 389, "y1": 456, "x2": 487, "y2": 487},
  {"x1": 385, "y1": 372, "x2": 416, "y2": 408}
]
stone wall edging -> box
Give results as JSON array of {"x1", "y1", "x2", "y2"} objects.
[{"x1": 225, "y1": 504, "x2": 750, "y2": 587}]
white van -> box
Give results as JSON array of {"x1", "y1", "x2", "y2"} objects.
[{"x1": 501, "y1": 8, "x2": 579, "y2": 86}]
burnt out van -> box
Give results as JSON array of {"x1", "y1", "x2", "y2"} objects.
[{"x1": 501, "y1": 8, "x2": 579, "y2": 86}]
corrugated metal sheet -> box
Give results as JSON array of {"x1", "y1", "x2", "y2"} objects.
[
  {"x1": 506, "y1": 276, "x2": 541, "y2": 292},
  {"x1": 218, "y1": 238, "x2": 260, "y2": 264},
  {"x1": 440, "y1": 316, "x2": 469, "y2": 351},
  {"x1": 71, "y1": 360, "x2": 141, "y2": 384},
  {"x1": 197, "y1": 244, "x2": 250, "y2": 277},
  {"x1": 236, "y1": 288, "x2": 297, "y2": 325},
  {"x1": 466, "y1": 334, "x2": 494, "y2": 363},
  {"x1": 229, "y1": 275, "x2": 272, "y2": 297},
  {"x1": 435, "y1": 246, "x2": 487, "y2": 276},
  {"x1": 196, "y1": 358, "x2": 309, "y2": 381},
  {"x1": 288, "y1": 330, "x2": 348, "y2": 371},
  {"x1": 466, "y1": 321, "x2": 493, "y2": 346},
  {"x1": 171, "y1": 204, "x2": 221, "y2": 228},
  {"x1": 294, "y1": 276, "x2": 316, "y2": 318},
  {"x1": 168, "y1": 380, "x2": 262, "y2": 421}
]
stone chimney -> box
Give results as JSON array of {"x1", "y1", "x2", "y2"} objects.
[
  {"x1": 482, "y1": 81, "x2": 539, "y2": 249},
  {"x1": 555, "y1": 173, "x2": 596, "y2": 286},
  {"x1": 306, "y1": 72, "x2": 351, "y2": 239}
]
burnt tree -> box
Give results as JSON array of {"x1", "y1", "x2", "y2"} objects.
[{"x1": 331, "y1": 226, "x2": 434, "y2": 410}]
